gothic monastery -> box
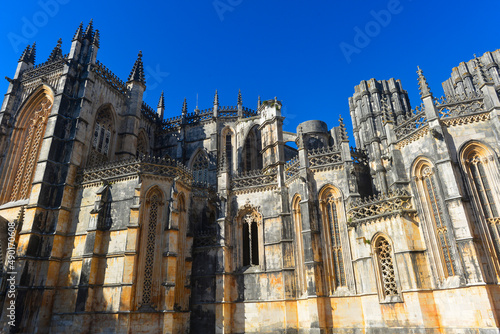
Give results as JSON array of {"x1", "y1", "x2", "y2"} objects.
[{"x1": 0, "y1": 21, "x2": 500, "y2": 333}]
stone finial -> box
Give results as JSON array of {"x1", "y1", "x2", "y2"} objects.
[
  {"x1": 214, "y1": 89, "x2": 219, "y2": 105},
  {"x1": 158, "y1": 91, "x2": 165, "y2": 109},
  {"x1": 84, "y1": 19, "x2": 94, "y2": 40},
  {"x1": 182, "y1": 98, "x2": 188, "y2": 115},
  {"x1": 92, "y1": 29, "x2": 100, "y2": 47},
  {"x1": 48, "y1": 38, "x2": 63, "y2": 61},
  {"x1": 237, "y1": 89, "x2": 242, "y2": 105},
  {"x1": 73, "y1": 22, "x2": 84, "y2": 41},
  {"x1": 128, "y1": 51, "x2": 146, "y2": 85},
  {"x1": 339, "y1": 115, "x2": 349, "y2": 142},
  {"x1": 417, "y1": 66, "x2": 432, "y2": 99},
  {"x1": 257, "y1": 96, "x2": 261, "y2": 109},
  {"x1": 18, "y1": 44, "x2": 31, "y2": 63},
  {"x1": 474, "y1": 54, "x2": 491, "y2": 87}
]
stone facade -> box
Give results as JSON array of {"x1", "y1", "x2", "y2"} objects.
[{"x1": 0, "y1": 21, "x2": 500, "y2": 333}]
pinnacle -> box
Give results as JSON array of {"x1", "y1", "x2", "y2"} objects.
[
  {"x1": 416, "y1": 66, "x2": 432, "y2": 98},
  {"x1": 73, "y1": 22, "x2": 83, "y2": 41},
  {"x1": 18, "y1": 44, "x2": 31, "y2": 63},
  {"x1": 158, "y1": 91, "x2": 165, "y2": 108},
  {"x1": 84, "y1": 19, "x2": 94, "y2": 40},
  {"x1": 128, "y1": 51, "x2": 146, "y2": 85},
  {"x1": 47, "y1": 38, "x2": 63, "y2": 61},
  {"x1": 238, "y1": 89, "x2": 242, "y2": 105},
  {"x1": 214, "y1": 90, "x2": 219, "y2": 105},
  {"x1": 339, "y1": 115, "x2": 349, "y2": 141},
  {"x1": 27, "y1": 42, "x2": 36, "y2": 64},
  {"x1": 182, "y1": 98, "x2": 188, "y2": 114},
  {"x1": 93, "y1": 29, "x2": 100, "y2": 47}
]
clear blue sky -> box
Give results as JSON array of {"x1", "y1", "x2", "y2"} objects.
[{"x1": 1, "y1": 0, "x2": 499, "y2": 145}]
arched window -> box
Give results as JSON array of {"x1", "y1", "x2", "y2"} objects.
[
  {"x1": 139, "y1": 188, "x2": 163, "y2": 309},
  {"x1": 174, "y1": 194, "x2": 188, "y2": 310},
  {"x1": 237, "y1": 203, "x2": 262, "y2": 269},
  {"x1": 242, "y1": 126, "x2": 263, "y2": 172},
  {"x1": 9, "y1": 96, "x2": 52, "y2": 202},
  {"x1": 292, "y1": 195, "x2": 306, "y2": 294},
  {"x1": 413, "y1": 160, "x2": 456, "y2": 279},
  {"x1": 136, "y1": 131, "x2": 149, "y2": 157},
  {"x1": 191, "y1": 151, "x2": 209, "y2": 184},
  {"x1": 461, "y1": 142, "x2": 500, "y2": 271},
  {"x1": 88, "y1": 106, "x2": 114, "y2": 166},
  {"x1": 221, "y1": 127, "x2": 234, "y2": 174},
  {"x1": 373, "y1": 235, "x2": 399, "y2": 301},
  {"x1": 319, "y1": 186, "x2": 346, "y2": 293}
]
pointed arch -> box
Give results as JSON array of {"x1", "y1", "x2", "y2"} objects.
[
  {"x1": 221, "y1": 126, "x2": 235, "y2": 173},
  {"x1": 292, "y1": 194, "x2": 306, "y2": 295},
  {"x1": 371, "y1": 233, "x2": 402, "y2": 302},
  {"x1": 412, "y1": 157, "x2": 457, "y2": 280},
  {"x1": 235, "y1": 201, "x2": 263, "y2": 269},
  {"x1": 0, "y1": 86, "x2": 54, "y2": 204},
  {"x1": 189, "y1": 148, "x2": 210, "y2": 184},
  {"x1": 136, "y1": 129, "x2": 149, "y2": 157},
  {"x1": 174, "y1": 192, "x2": 189, "y2": 310},
  {"x1": 459, "y1": 141, "x2": 500, "y2": 276},
  {"x1": 87, "y1": 104, "x2": 116, "y2": 167},
  {"x1": 241, "y1": 125, "x2": 263, "y2": 172},
  {"x1": 318, "y1": 184, "x2": 347, "y2": 293},
  {"x1": 137, "y1": 186, "x2": 165, "y2": 309}
]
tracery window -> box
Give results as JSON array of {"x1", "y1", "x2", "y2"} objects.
[
  {"x1": 242, "y1": 126, "x2": 263, "y2": 172},
  {"x1": 374, "y1": 236, "x2": 399, "y2": 299},
  {"x1": 88, "y1": 107, "x2": 113, "y2": 166},
  {"x1": 414, "y1": 162, "x2": 456, "y2": 279},
  {"x1": 192, "y1": 151, "x2": 209, "y2": 184},
  {"x1": 242, "y1": 212, "x2": 260, "y2": 266},
  {"x1": 461, "y1": 143, "x2": 500, "y2": 270},
  {"x1": 225, "y1": 133, "x2": 232, "y2": 171},
  {"x1": 141, "y1": 190, "x2": 161, "y2": 307},
  {"x1": 10, "y1": 96, "x2": 52, "y2": 202},
  {"x1": 136, "y1": 131, "x2": 149, "y2": 157},
  {"x1": 292, "y1": 195, "x2": 306, "y2": 294},
  {"x1": 319, "y1": 186, "x2": 346, "y2": 293}
]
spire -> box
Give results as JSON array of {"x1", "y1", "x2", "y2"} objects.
[
  {"x1": 48, "y1": 38, "x2": 63, "y2": 61},
  {"x1": 27, "y1": 42, "x2": 36, "y2": 64},
  {"x1": 73, "y1": 22, "x2": 83, "y2": 41},
  {"x1": 18, "y1": 44, "x2": 31, "y2": 63},
  {"x1": 84, "y1": 19, "x2": 94, "y2": 40},
  {"x1": 158, "y1": 91, "x2": 165, "y2": 109},
  {"x1": 92, "y1": 29, "x2": 100, "y2": 47},
  {"x1": 417, "y1": 66, "x2": 432, "y2": 99},
  {"x1": 214, "y1": 89, "x2": 219, "y2": 105},
  {"x1": 182, "y1": 98, "x2": 188, "y2": 115},
  {"x1": 257, "y1": 96, "x2": 261, "y2": 109},
  {"x1": 474, "y1": 54, "x2": 490, "y2": 87},
  {"x1": 339, "y1": 115, "x2": 349, "y2": 142},
  {"x1": 237, "y1": 89, "x2": 242, "y2": 105},
  {"x1": 128, "y1": 51, "x2": 146, "y2": 85}
]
